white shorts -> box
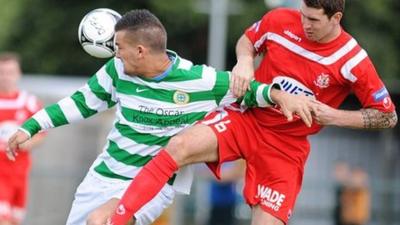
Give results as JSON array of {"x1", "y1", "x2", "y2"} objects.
[{"x1": 66, "y1": 170, "x2": 175, "y2": 225}]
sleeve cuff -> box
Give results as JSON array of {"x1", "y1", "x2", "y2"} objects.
[
  {"x1": 20, "y1": 118, "x2": 42, "y2": 137},
  {"x1": 266, "y1": 82, "x2": 281, "y2": 105}
]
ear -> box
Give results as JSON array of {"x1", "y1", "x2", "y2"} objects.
[
  {"x1": 332, "y1": 12, "x2": 343, "y2": 25},
  {"x1": 137, "y1": 45, "x2": 147, "y2": 58}
]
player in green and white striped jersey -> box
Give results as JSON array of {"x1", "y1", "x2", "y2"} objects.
[{"x1": 6, "y1": 10, "x2": 286, "y2": 225}]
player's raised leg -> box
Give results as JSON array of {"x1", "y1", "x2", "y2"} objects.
[
  {"x1": 110, "y1": 123, "x2": 219, "y2": 224},
  {"x1": 87, "y1": 198, "x2": 135, "y2": 225},
  {"x1": 87, "y1": 198, "x2": 121, "y2": 225}
]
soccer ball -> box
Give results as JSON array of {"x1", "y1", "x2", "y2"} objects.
[{"x1": 78, "y1": 8, "x2": 121, "y2": 58}]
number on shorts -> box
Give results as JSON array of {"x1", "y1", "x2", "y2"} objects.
[{"x1": 214, "y1": 120, "x2": 231, "y2": 133}]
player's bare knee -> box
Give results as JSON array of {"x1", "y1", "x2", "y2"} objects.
[
  {"x1": 0, "y1": 221, "x2": 13, "y2": 225},
  {"x1": 86, "y1": 211, "x2": 104, "y2": 225},
  {"x1": 165, "y1": 135, "x2": 191, "y2": 166}
]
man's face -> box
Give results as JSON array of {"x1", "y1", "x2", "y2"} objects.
[
  {"x1": 0, "y1": 59, "x2": 21, "y2": 92},
  {"x1": 300, "y1": 2, "x2": 340, "y2": 43},
  {"x1": 115, "y1": 30, "x2": 142, "y2": 76}
]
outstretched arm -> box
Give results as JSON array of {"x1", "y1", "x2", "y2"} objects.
[
  {"x1": 7, "y1": 60, "x2": 118, "y2": 160},
  {"x1": 360, "y1": 109, "x2": 397, "y2": 129},
  {"x1": 312, "y1": 100, "x2": 397, "y2": 129},
  {"x1": 242, "y1": 81, "x2": 318, "y2": 127}
]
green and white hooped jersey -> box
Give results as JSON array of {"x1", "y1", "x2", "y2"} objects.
[{"x1": 20, "y1": 51, "x2": 275, "y2": 194}]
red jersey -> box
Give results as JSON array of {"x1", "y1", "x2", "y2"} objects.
[
  {"x1": 245, "y1": 8, "x2": 395, "y2": 136},
  {"x1": 0, "y1": 91, "x2": 42, "y2": 176}
]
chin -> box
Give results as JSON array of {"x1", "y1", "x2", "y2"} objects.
[{"x1": 306, "y1": 36, "x2": 319, "y2": 42}]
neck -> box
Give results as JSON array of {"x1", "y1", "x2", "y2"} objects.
[
  {"x1": 0, "y1": 87, "x2": 18, "y2": 96},
  {"x1": 141, "y1": 53, "x2": 171, "y2": 79}
]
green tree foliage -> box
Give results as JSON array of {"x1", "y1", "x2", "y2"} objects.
[
  {"x1": 0, "y1": 0, "x2": 399, "y2": 79},
  {"x1": 0, "y1": 0, "x2": 207, "y2": 76},
  {"x1": 342, "y1": 0, "x2": 400, "y2": 79}
]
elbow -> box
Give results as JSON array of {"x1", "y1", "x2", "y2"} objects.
[
  {"x1": 384, "y1": 111, "x2": 398, "y2": 129},
  {"x1": 389, "y1": 111, "x2": 398, "y2": 128}
]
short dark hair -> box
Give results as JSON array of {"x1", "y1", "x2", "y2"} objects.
[
  {"x1": 0, "y1": 52, "x2": 20, "y2": 63},
  {"x1": 115, "y1": 9, "x2": 167, "y2": 53},
  {"x1": 303, "y1": 0, "x2": 345, "y2": 18}
]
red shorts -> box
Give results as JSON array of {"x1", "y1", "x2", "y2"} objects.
[
  {"x1": 0, "y1": 174, "x2": 29, "y2": 223},
  {"x1": 203, "y1": 108, "x2": 310, "y2": 224}
]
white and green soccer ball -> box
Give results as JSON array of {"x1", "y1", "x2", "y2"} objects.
[{"x1": 78, "y1": 8, "x2": 121, "y2": 58}]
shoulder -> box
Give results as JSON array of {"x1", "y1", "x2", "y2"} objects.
[
  {"x1": 171, "y1": 59, "x2": 222, "y2": 90},
  {"x1": 173, "y1": 63, "x2": 209, "y2": 79},
  {"x1": 171, "y1": 54, "x2": 199, "y2": 77}
]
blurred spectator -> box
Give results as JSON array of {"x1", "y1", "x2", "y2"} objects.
[
  {"x1": 207, "y1": 160, "x2": 245, "y2": 225},
  {"x1": 341, "y1": 167, "x2": 370, "y2": 225},
  {"x1": 0, "y1": 52, "x2": 45, "y2": 225},
  {"x1": 333, "y1": 161, "x2": 351, "y2": 225}
]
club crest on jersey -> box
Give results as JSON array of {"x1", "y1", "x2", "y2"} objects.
[
  {"x1": 173, "y1": 90, "x2": 190, "y2": 105},
  {"x1": 314, "y1": 73, "x2": 330, "y2": 89}
]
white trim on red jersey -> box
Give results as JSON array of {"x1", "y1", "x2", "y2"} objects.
[
  {"x1": 254, "y1": 32, "x2": 359, "y2": 65},
  {"x1": 254, "y1": 32, "x2": 369, "y2": 84},
  {"x1": 0, "y1": 91, "x2": 28, "y2": 109},
  {"x1": 340, "y1": 49, "x2": 368, "y2": 83}
]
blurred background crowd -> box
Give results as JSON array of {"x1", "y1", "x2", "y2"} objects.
[{"x1": 0, "y1": 0, "x2": 399, "y2": 225}]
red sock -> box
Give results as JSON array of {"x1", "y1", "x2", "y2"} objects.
[{"x1": 110, "y1": 149, "x2": 178, "y2": 225}]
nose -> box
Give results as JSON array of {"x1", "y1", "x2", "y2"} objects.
[
  {"x1": 301, "y1": 15, "x2": 311, "y2": 28},
  {"x1": 302, "y1": 20, "x2": 312, "y2": 30}
]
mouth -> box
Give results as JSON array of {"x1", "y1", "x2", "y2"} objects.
[{"x1": 305, "y1": 32, "x2": 315, "y2": 40}]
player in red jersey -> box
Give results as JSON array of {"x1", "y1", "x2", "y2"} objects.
[
  {"x1": 87, "y1": 1, "x2": 397, "y2": 225},
  {"x1": 0, "y1": 53, "x2": 45, "y2": 225}
]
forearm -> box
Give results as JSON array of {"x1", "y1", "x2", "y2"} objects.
[
  {"x1": 230, "y1": 34, "x2": 257, "y2": 97},
  {"x1": 21, "y1": 82, "x2": 116, "y2": 137},
  {"x1": 21, "y1": 95, "x2": 88, "y2": 137},
  {"x1": 235, "y1": 35, "x2": 256, "y2": 66},
  {"x1": 360, "y1": 109, "x2": 397, "y2": 129},
  {"x1": 18, "y1": 132, "x2": 46, "y2": 150},
  {"x1": 327, "y1": 108, "x2": 397, "y2": 129},
  {"x1": 20, "y1": 101, "x2": 73, "y2": 137}
]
